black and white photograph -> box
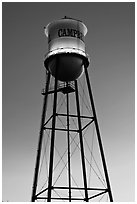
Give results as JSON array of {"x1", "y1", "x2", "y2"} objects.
[{"x1": 2, "y1": 1, "x2": 135, "y2": 202}]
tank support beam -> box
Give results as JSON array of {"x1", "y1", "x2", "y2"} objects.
[
  {"x1": 84, "y1": 66, "x2": 113, "y2": 202},
  {"x1": 66, "y1": 82, "x2": 72, "y2": 201},
  {"x1": 47, "y1": 62, "x2": 59, "y2": 202},
  {"x1": 74, "y1": 80, "x2": 89, "y2": 202},
  {"x1": 31, "y1": 71, "x2": 51, "y2": 202}
]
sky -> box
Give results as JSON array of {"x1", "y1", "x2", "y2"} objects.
[{"x1": 2, "y1": 2, "x2": 135, "y2": 202}]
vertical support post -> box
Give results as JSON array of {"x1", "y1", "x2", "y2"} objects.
[
  {"x1": 31, "y1": 71, "x2": 51, "y2": 202},
  {"x1": 66, "y1": 82, "x2": 71, "y2": 201},
  {"x1": 47, "y1": 61, "x2": 58, "y2": 202},
  {"x1": 84, "y1": 66, "x2": 113, "y2": 202},
  {"x1": 74, "y1": 80, "x2": 89, "y2": 202}
]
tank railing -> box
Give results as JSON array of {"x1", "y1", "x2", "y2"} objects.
[
  {"x1": 58, "y1": 81, "x2": 75, "y2": 90},
  {"x1": 62, "y1": 16, "x2": 83, "y2": 22},
  {"x1": 42, "y1": 81, "x2": 75, "y2": 95},
  {"x1": 44, "y1": 47, "x2": 87, "y2": 58}
]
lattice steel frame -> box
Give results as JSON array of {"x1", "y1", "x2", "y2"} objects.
[{"x1": 31, "y1": 64, "x2": 113, "y2": 202}]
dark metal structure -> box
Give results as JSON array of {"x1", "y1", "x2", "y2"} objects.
[{"x1": 31, "y1": 65, "x2": 113, "y2": 202}]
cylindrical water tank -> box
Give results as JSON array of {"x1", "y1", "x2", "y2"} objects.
[{"x1": 44, "y1": 17, "x2": 89, "y2": 82}]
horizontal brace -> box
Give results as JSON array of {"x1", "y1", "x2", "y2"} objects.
[
  {"x1": 35, "y1": 186, "x2": 107, "y2": 198},
  {"x1": 42, "y1": 88, "x2": 62, "y2": 95},
  {"x1": 56, "y1": 113, "x2": 94, "y2": 119},
  {"x1": 53, "y1": 186, "x2": 107, "y2": 191},
  {"x1": 43, "y1": 127, "x2": 78, "y2": 132},
  {"x1": 36, "y1": 197, "x2": 84, "y2": 200}
]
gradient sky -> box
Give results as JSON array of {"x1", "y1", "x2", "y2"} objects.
[{"x1": 2, "y1": 2, "x2": 135, "y2": 202}]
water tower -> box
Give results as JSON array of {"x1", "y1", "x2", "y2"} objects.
[{"x1": 31, "y1": 17, "x2": 113, "y2": 202}]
